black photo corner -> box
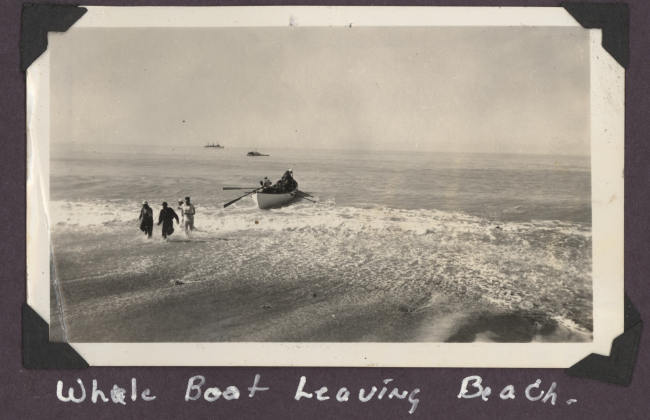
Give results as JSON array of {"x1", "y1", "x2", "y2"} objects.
[{"x1": 20, "y1": 1, "x2": 640, "y2": 385}]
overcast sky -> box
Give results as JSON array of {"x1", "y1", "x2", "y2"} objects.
[{"x1": 50, "y1": 26, "x2": 590, "y2": 155}]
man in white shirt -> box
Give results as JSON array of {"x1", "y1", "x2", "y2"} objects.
[{"x1": 182, "y1": 196, "x2": 196, "y2": 237}]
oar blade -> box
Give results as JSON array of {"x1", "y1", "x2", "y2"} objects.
[
  {"x1": 293, "y1": 191, "x2": 317, "y2": 203},
  {"x1": 223, "y1": 187, "x2": 262, "y2": 208}
]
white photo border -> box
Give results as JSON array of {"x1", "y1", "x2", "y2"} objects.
[{"x1": 26, "y1": 6, "x2": 624, "y2": 367}]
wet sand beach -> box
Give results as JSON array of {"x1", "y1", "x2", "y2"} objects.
[
  {"x1": 50, "y1": 224, "x2": 460, "y2": 342},
  {"x1": 50, "y1": 215, "x2": 592, "y2": 343}
]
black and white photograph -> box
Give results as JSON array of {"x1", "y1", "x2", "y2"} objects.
[{"x1": 26, "y1": 7, "x2": 624, "y2": 366}]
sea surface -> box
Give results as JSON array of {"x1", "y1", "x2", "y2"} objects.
[
  {"x1": 50, "y1": 144, "x2": 593, "y2": 342},
  {"x1": 51, "y1": 144, "x2": 591, "y2": 223}
]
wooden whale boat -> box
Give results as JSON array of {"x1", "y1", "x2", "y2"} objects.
[{"x1": 252, "y1": 182, "x2": 298, "y2": 209}]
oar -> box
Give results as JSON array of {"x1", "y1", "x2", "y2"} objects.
[
  {"x1": 292, "y1": 192, "x2": 317, "y2": 203},
  {"x1": 295, "y1": 190, "x2": 314, "y2": 198},
  {"x1": 297, "y1": 196, "x2": 318, "y2": 204},
  {"x1": 223, "y1": 188, "x2": 262, "y2": 208},
  {"x1": 223, "y1": 187, "x2": 259, "y2": 190}
]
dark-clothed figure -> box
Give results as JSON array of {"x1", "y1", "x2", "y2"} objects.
[
  {"x1": 139, "y1": 201, "x2": 154, "y2": 238},
  {"x1": 158, "y1": 202, "x2": 179, "y2": 239},
  {"x1": 277, "y1": 170, "x2": 295, "y2": 192},
  {"x1": 273, "y1": 170, "x2": 289, "y2": 192}
]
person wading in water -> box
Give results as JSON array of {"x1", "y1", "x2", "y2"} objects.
[
  {"x1": 182, "y1": 196, "x2": 196, "y2": 237},
  {"x1": 177, "y1": 199, "x2": 185, "y2": 226},
  {"x1": 158, "y1": 202, "x2": 179, "y2": 240},
  {"x1": 138, "y1": 201, "x2": 154, "y2": 239}
]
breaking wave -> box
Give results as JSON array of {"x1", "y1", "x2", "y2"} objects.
[{"x1": 51, "y1": 198, "x2": 591, "y2": 238}]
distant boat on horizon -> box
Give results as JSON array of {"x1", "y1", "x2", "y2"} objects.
[
  {"x1": 247, "y1": 150, "x2": 269, "y2": 156},
  {"x1": 205, "y1": 142, "x2": 224, "y2": 148}
]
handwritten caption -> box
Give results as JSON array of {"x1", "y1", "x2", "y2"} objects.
[
  {"x1": 458, "y1": 376, "x2": 577, "y2": 405},
  {"x1": 55, "y1": 374, "x2": 576, "y2": 412}
]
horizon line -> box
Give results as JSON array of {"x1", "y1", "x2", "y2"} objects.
[{"x1": 52, "y1": 141, "x2": 591, "y2": 157}]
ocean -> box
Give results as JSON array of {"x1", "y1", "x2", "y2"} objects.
[{"x1": 50, "y1": 144, "x2": 592, "y2": 343}]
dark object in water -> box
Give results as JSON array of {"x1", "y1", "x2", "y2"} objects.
[
  {"x1": 175, "y1": 280, "x2": 185, "y2": 285},
  {"x1": 247, "y1": 151, "x2": 269, "y2": 156}
]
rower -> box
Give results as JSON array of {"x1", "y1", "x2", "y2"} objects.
[
  {"x1": 284, "y1": 170, "x2": 295, "y2": 189},
  {"x1": 281, "y1": 170, "x2": 293, "y2": 183}
]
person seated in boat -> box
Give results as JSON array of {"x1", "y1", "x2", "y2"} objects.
[
  {"x1": 282, "y1": 170, "x2": 296, "y2": 190},
  {"x1": 272, "y1": 170, "x2": 294, "y2": 193},
  {"x1": 273, "y1": 177, "x2": 285, "y2": 191},
  {"x1": 260, "y1": 176, "x2": 273, "y2": 193},
  {"x1": 288, "y1": 170, "x2": 296, "y2": 189},
  {"x1": 282, "y1": 170, "x2": 294, "y2": 183}
]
